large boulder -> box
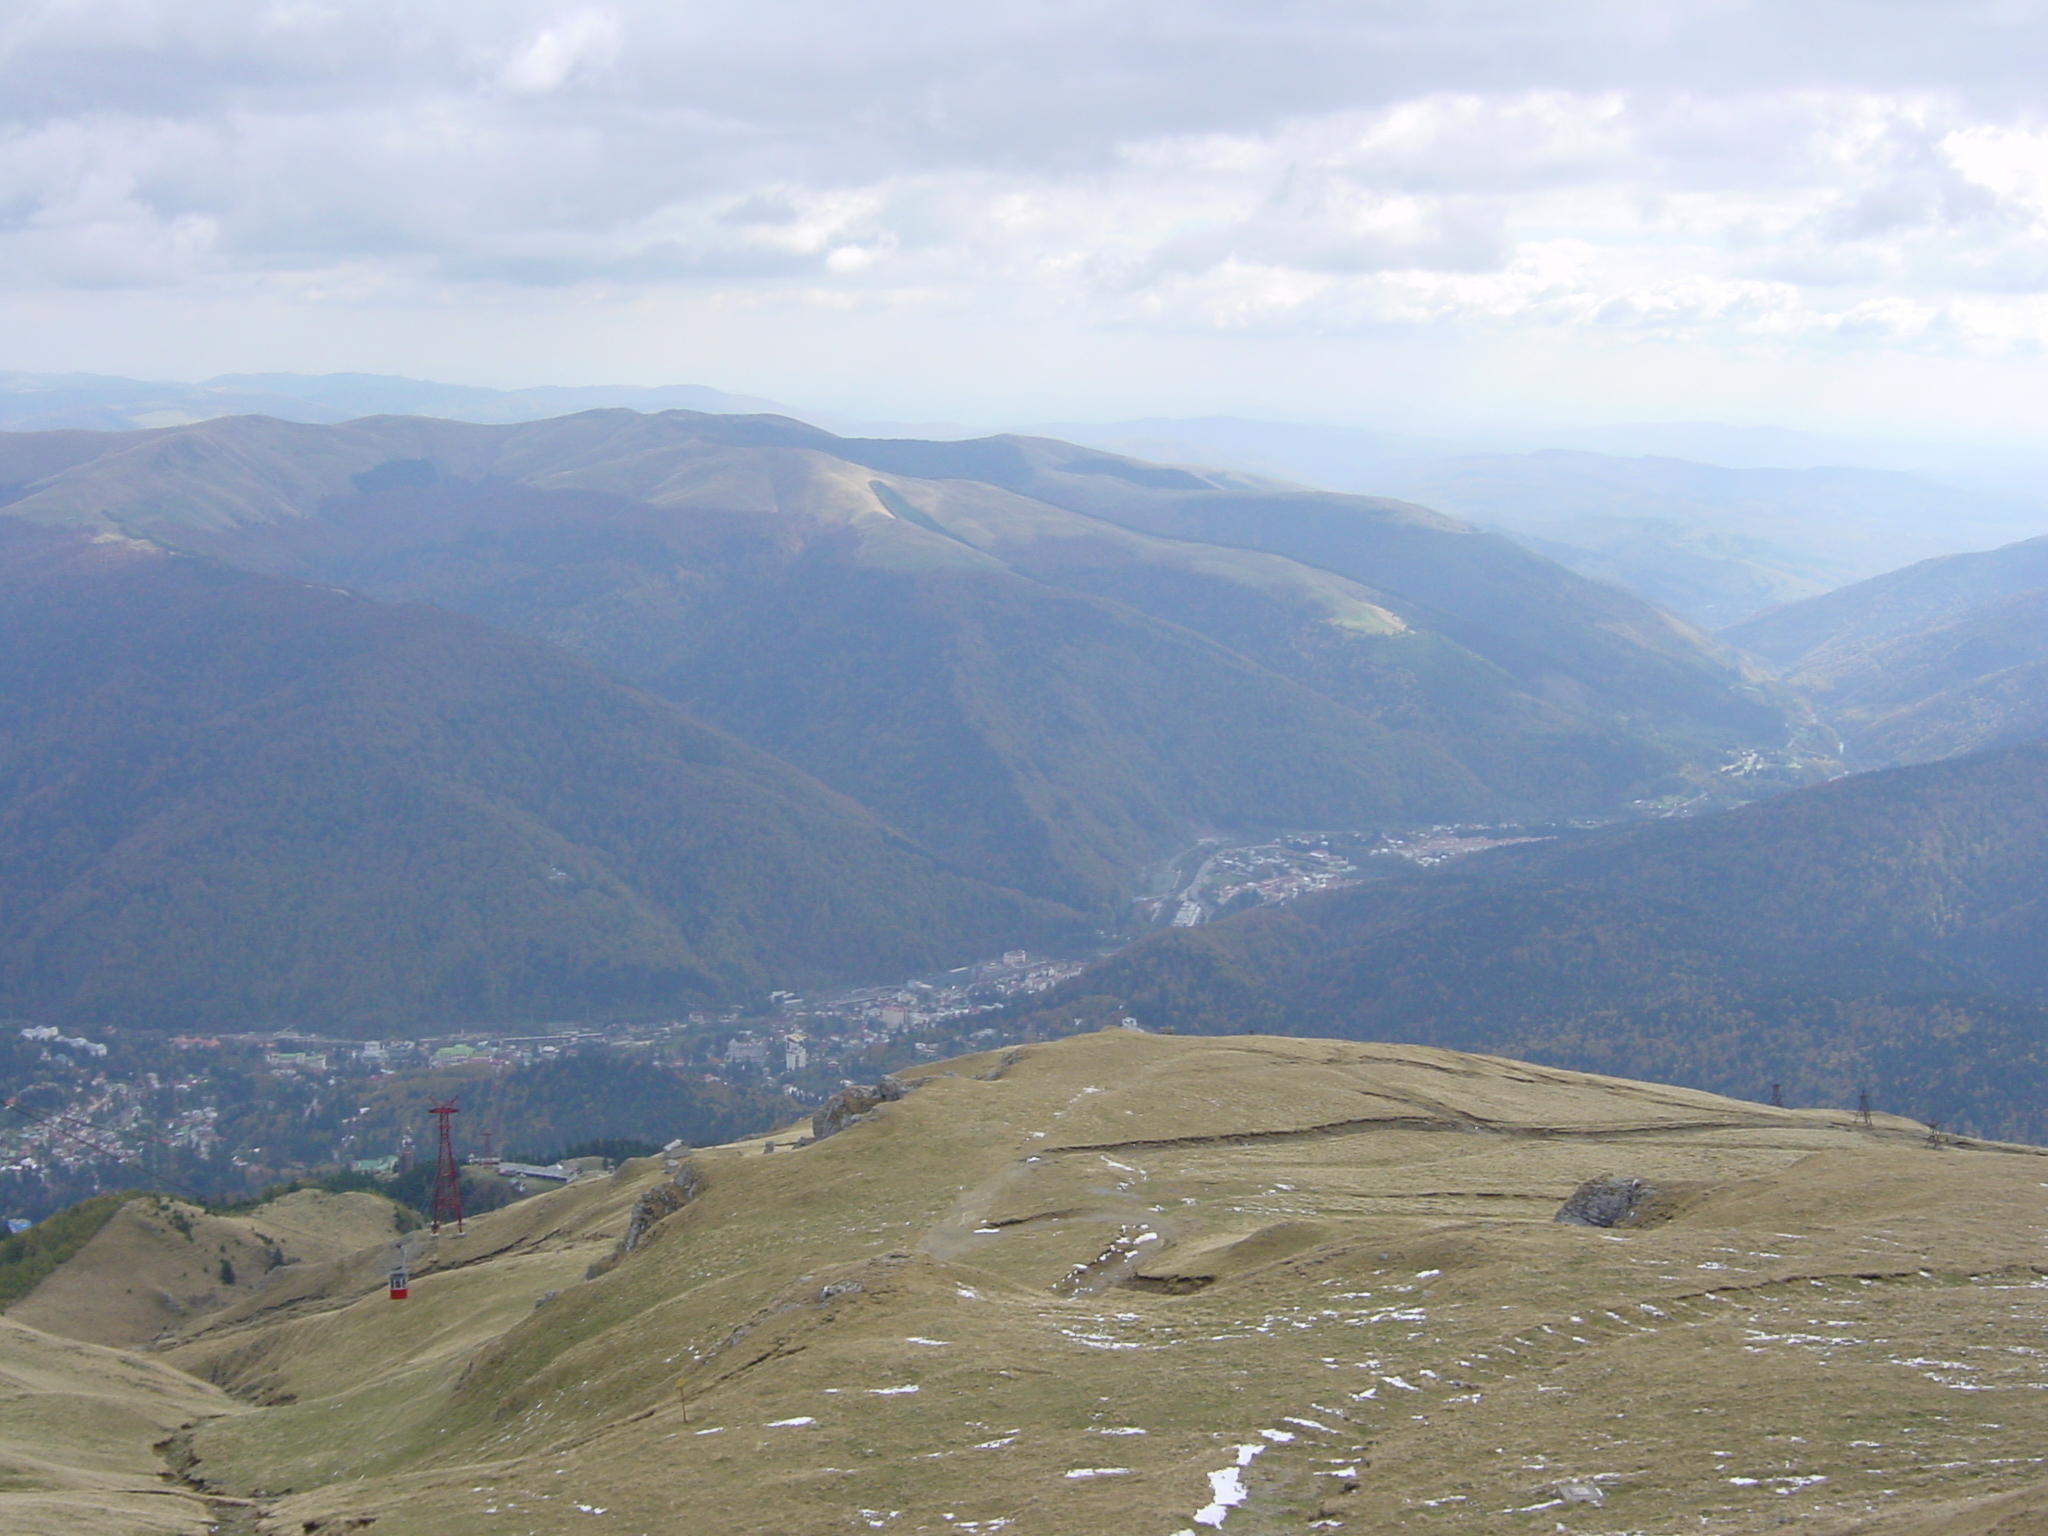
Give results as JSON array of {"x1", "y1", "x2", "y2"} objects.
[
  {"x1": 1553, "y1": 1174, "x2": 1657, "y2": 1228},
  {"x1": 810, "y1": 1075, "x2": 911, "y2": 1141}
]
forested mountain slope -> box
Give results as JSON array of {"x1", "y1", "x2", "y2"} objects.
[
  {"x1": 830, "y1": 428, "x2": 1785, "y2": 741},
  {"x1": 1726, "y1": 533, "x2": 2048, "y2": 766},
  {"x1": 1020, "y1": 743, "x2": 2048, "y2": 1140},
  {"x1": 0, "y1": 410, "x2": 1811, "y2": 911},
  {"x1": 0, "y1": 524, "x2": 1077, "y2": 1030}
]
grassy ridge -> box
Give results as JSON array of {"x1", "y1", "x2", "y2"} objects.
[
  {"x1": 140, "y1": 1032, "x2": 2048, "y2": 1535},
  {"x1": 0, "y1": 1193, "x2": 131, "y2": 1309}
]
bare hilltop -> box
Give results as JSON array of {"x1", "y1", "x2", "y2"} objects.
[{"x1": 5, "y1": 1030, "x2": 2047, "y2": 1536}]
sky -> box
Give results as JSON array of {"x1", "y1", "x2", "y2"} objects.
[{"x1": 8, "y1": 0, "x2": 2048, "y2": 438}]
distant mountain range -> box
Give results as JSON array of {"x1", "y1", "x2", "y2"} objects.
[
  {"x1": 1021, "y1": 741, "x2": 2048, "y2": 1140},
  {"x1": 0, "y1": 370, "x2": 960, "y2": 440},
  {"x1": 0, "y1": 410, "x2": 1814, "y2": 882},
  {"x1": 1372, "y1": 453, "x2": 2048, "y2": 630},
  {"x1": 10, "y1": 371, "x2": 2047, "y2": 632},
  {"x1": 1725, "y1": 532, "x2": 2048, "y2": 768},
  {"x1": 0, "y1": 407, "x2": 1817, "y2": 1026},
  {"x1": 1047, "y1": 419, "x2": 2048, "y2": 629}
]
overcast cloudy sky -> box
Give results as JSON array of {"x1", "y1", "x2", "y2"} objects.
[{"x1": 7, "y1": 0, "x2": 2048, "y2": 435}]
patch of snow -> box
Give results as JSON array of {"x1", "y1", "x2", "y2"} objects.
[
  {"x1": 1192, "y1": 1446, "x2": 1267, "y2": 1528},
  {"x1": 1064, "y1": 1468, "x2": 1130, "y2": 1479},
  {"x1": 867, "y1": 1385, "x2": 920, "y2": 1395},
  {"x1": 766, "y1": 1416, "x2": 817, "y2": 1427}
]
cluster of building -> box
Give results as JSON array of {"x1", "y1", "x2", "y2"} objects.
[
  {"x1": 1134, "y1": 834, "x2": 1369, "y2": 929},
  {"x1": 1204, "y1": 843, "x2": 1358, "y2": 908},
  {"x1": 0, "y1": 945, "x2": 1096, "y2": 1221},
  {"x1": 16, "y1": 1025, "x2": 108, "y2": 1059},
  {"x1": 1368, "y1": 826, "x2": 1551, "y2": 866},
  {"x1": 708, "y1": 950, "x2": 1090, "y2": 1081},
  {"x1": 246, "y1": 1031, "x2": 608, "y2": 1078},
  {"x1": 0, "y1": 1030, "x2": 207, "y2": 1183}
]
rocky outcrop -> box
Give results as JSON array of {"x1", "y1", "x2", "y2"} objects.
[
  {"x1": 1553, "y1": 1174, "x2": 1657, "y2": 1228},
  {"x1": 588, "y1": 1163, "x2": 705, "y2": 1278},
  {"x1": 810, "y1": 1075, "x2": 913, "y2": 1142},
  {"x1": 621, "y1": 1166, "x2": 702, "y2": 1255}
]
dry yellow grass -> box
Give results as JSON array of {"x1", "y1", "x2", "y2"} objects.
[
  {"x1": 8, "y1": 1191, "x2": 402, "y2": 1350},
  {"x1": 17, "y1": 1031, "x2": 2048, "y2": 1536},
  {"x1": 0, "y1": 1316, "x2": 237, "y2": 1535}
]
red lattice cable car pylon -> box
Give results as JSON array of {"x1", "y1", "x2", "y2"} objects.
[{"x1": 427, "y1": 1099, "x2": 464, "y2": 1235}]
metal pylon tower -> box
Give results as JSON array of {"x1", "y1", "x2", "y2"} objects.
[{"x1": 428, "y1": 1099, "x2": 464, "y2": 1235}]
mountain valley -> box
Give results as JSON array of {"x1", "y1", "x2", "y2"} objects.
[
  {"x1": 1725, "y1": 535, "x2": 2048, "y2": 769},
  {"x1": 0, "y1": 409, "x2": 1818, "y2": 1023}
]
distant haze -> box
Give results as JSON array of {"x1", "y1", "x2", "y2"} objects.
[{"x1": 7, "y1": 3, "x2": 2048, "y2": 440}]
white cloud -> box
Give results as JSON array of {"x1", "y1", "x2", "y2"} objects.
[
  {"x1": 496, "y1": 9, "x2": 619, "y2": 95},
  {"x1": 5, "y1": 1, "x2": 2048, "y2": 428}
]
